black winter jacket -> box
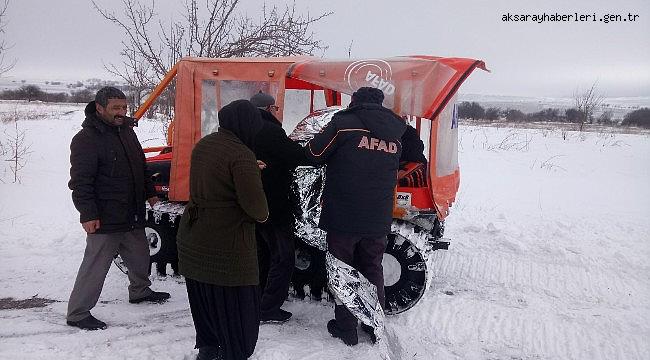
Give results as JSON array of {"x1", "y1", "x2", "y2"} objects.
[
  {"x1": 68, "y1": 101, "x2": 156, "y2": 233},
  {"x1": 254, "y1": 110, "x2": 308, "y2": 225},
  {"x1": 400, "y1": 125, "x2": 427, "y2": 165},
  {"x1": 306, "y1": 103, "x2": 406, "y2": 235}
]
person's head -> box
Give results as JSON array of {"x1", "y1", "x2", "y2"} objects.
[
  {"x1": 250, "y1": 91, "x2": 278, "y2": 115},
  {"x1": 350, "y1": 87, "x2": 384, "y2": 107},
  {"x1": 95, "y1": 87, "x2": 128, "y2": 126},
  {"x1": 218, "y1": 99, "x2": 263, "y2": 150}
]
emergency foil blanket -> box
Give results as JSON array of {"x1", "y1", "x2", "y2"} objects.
[
  {"x1": 290, "y1": 166, "x2": 327, "y2": 251},
  {"x1": 288, "y1": 107, "x2": 342, "y2": 251},
  {"x1": 326, "y1": 252, "x2": 384, "y2": 341},
  {"x1": 290, "y1": 107, "x2": 385, "y2": 334}
]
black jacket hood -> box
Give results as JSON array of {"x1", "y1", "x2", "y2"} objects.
[
  {"x1": 343, "y1": 103, "x2": 406, "y2": 139},
  {"x1": 84, "y1": 101, "x2": 98, "y2": 118},
  {"x1": 82, "y1": 101, "x2": 110, "y2": 132}
]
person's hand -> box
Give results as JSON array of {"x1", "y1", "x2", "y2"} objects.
[
  {"x1": 82, "y1": 220, "x2": 101, "y2": 234},
  {"x1": 148, "y1": 196, "x2": 160, "y2": 207},
  {"x1": 257, "y1": 160, "x2": 267, "y2": 170}
]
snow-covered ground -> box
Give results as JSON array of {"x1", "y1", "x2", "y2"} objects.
[{"x1": 0, "y1": 100, "x2": 648, "y2": 359}]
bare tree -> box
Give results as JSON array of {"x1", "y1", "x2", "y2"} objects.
[
  {"x1": 3, "y1": 112, "x2": 31, "y2": 183},
  {"x1": 92, "y1": 0, "x2": 331, "y2": 117},
  {"x1": 102, "y1": 49, "x2": 153, "y2": 115},
  {"x1": 0, "y1": 0, "x2": 15, "y2": 76},
  {"x1": 574, "y1": 82, "x2": 603, "y2": 131}
]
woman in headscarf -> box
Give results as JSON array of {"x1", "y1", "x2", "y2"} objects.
[{"x1": 177, "y1": 99, "x2": 269, "y2": 360}]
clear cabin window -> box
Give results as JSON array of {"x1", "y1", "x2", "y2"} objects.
[{"x1": 200, "y1": 80, "x2": 280, "y2": 137}]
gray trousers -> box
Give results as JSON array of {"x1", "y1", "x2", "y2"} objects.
[{"x1": 67, "y1": 229, "x2": 153, "y2": 321}]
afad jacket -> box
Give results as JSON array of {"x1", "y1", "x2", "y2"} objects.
[{"x1": 306, "y1": 103, "x2": 407, "y2": 236}]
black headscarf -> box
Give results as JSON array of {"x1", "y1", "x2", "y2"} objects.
[{"x1": 218, "y1": 99, "x2": 264, "y2": 150}]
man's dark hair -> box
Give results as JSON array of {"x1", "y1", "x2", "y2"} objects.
[{"x1": 95, "y1": 86, "x2": 126, "y2": 107}]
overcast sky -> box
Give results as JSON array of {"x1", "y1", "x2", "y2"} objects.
[{"x1": 2, "y1": 0, "x2": 649, "y2": 97}]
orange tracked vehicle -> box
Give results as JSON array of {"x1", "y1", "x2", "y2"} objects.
[{"x1": 115, "y1": 55, "x2": 487, "y2": 315}]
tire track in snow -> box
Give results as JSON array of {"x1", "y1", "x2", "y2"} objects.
[
  {"x1": 431, "y1": 251, "x2": 645, "y2": 308},
  {"x1": 389, "y1": 295, "x2": 649, "y2": 359},
  {"x1": 389, "y1": 244, "x2": 650, "y2": 359}
]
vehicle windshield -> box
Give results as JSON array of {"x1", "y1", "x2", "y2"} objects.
[{"x1": 288, "y1": 58, "x2": 456, "y2": 118}]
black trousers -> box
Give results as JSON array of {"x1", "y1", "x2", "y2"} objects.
[
  {"x1": 185, "y1": 278, "x2": 260, "y2": 360},
  {"x1": 256, "y1": 222, "x2": 295, "y2": 316},
  {"x1": 326, "y1": 230, "x2": 387, "y2": 331}
]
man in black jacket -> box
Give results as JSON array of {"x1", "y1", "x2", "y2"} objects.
[
  {"x1": 67, "y1": 87, "x2": 170, "y2": 331},
  {"x1": 305, "y1": 87, "x2": 406, "y2": 345},
  {"x1": 251, "y1": 92, "x2": 308, "y2": 323}
]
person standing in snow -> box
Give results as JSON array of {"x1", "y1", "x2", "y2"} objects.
[
  {"x1": 250, "y1": 92, "x2": 309, "y2": 324},
  {"x1": 305, "y1": 87, "x2": 406, "y2": 346},
  {"x1": 67, "y1": 87, "x2": 170, "y2": 331},
  {"x1": 176, "y1": 99, "x2": 269, "y2": 360}
]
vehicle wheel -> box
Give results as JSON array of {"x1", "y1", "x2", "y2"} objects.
[
  {"x1": 291, "y1": 220, "x2": 433, "y2": 314},
  {"x1": 112, "y1": 211, "x2": 179, "y2": 276},
  {"x1": 383, "y1": 226, "x2": 428, "y2": 315}
]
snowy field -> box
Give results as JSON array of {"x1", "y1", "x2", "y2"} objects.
[{"x1": 0, "y1": 100, "x2": 649, "y2": 359}]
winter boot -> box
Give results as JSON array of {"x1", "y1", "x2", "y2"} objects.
[
  {"x1": 327, "y1": 319, "x2": 358, "y2": 346},
  {"x1": 129, "y1": 291, "x2": 171, "y2": 304},
  {"x1": 261, "y1": 309, "x2": 292, "y2": 324},
  {"x1": 66, "y1": 314, "x2": 107, "y2": 330},
  {"x1": 360, "y1": 323, "x2": 377, "y2": 344}
]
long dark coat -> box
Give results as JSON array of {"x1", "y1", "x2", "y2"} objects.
[{"x1": 177, "y1": 129, "x2": 269, "y2": 286}]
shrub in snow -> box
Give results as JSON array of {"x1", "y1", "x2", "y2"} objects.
[
  {"x1": 458, "y1": 101, "x2": 485, "y2": 120},
  {"x1": 485, "y1": 107, "x2": 501, "y2": 121},
  {"x1": 565, "y1": 108, "x2": 584, "y2": 123},
  {"x1": 505, "y1": 109, "x2": 526, "y2": 122},
  {"x1": 621, "y1": 108, "x2": 650, "y2": 128}
]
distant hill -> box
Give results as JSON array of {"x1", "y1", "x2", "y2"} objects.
[{"x1": 0, "y1": 77, "x2": 126, "y2": 94}]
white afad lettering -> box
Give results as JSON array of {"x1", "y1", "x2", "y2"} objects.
[
  {"x1": 369, "y1": 137, "x2": 379, "y2": 150},
  {"x1": 378, "y1": 78, "x2": 390, "y2": 91},
  {"x1": 363, "y1": 70, "x2": 396, "y2": 96},
  {"x1": 358, "y1": 136, "x2": 369, "y2": 149},
  {"x1": 358, "y1": 135, "x2": 398, "y2": 154},
  {"x1": 388, "y1": 142, "x2": 397, "y2": 153}
]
